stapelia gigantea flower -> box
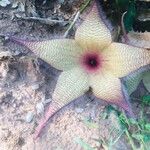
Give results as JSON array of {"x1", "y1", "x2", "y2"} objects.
[{"x1": 12, "y1": 3, "x2": 150, "y2": 139}]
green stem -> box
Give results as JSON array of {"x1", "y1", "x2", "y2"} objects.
[
  {"x1": 80, "y1": 0, "x2": 92, "y2": 14},
  {"x1": 122, "y1": 112, "x2": 137, "y2": 150},
  {"x1": 125, "y1": 129, "x2": 137, "y2": 150}
]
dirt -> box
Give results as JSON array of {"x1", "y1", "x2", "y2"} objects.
[{"x1": 0, "y1": 0, "x2": 149, "y2": 150}]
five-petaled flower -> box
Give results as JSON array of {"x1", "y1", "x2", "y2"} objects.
[{"x1": 12, "y1": 2, "x2": 150, "y2": 139}]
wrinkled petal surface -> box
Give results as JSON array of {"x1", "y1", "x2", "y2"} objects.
[
  {"x1": 14, "y1": 38, "x2": 83, "y2": 71},
  {"x1": 75, "y1": 3, "x2": 112, "y2": 50},
  {"x1": 53, "y1": 67, "x2": 89, "y2": 105},
  {"x1": 34, "y1": 67, "x2": 89, "y2": 139},
  {"x1": 103, "y1": 43, "x2": 150, "y2": 78},
  {"x1": 90, "y1": 72, "x2": 131, "y2": 113}
]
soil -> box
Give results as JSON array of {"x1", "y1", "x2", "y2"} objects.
[{"x1": 0, "y1": 0, "x2": 149, "y2": 150}]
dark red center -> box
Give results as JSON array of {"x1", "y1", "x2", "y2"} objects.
[
  {"x1": 86, "y1": 55, "x2": 99, "y2": 68},
  {"x1": 81, "y1": 52, "x2": 102, "y2": 73}
]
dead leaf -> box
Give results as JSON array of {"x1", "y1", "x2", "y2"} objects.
[
  {"x1": 125, "y1": 69, "x2": 150, "y2": 95},
  {"x1": 126, "y1": 31, "x2": 150, "y2": 49},
  {"x1": 143, "y1": 71, "x2": 150, "y2": 92},
  {"x1": 138, "y1": 10, "x2": 150, "y2": 21}
]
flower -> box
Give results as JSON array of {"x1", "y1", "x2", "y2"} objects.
[{"x1": 11, "y1": 2, "x2": 150, "y2": 139}]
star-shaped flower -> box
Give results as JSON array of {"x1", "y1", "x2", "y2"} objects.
[{"x1": 11, "y1": 2, "x2": 150, "y2": 139}]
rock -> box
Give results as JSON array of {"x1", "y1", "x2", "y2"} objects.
[
  {"x1": 25, "y1": 111, "x2": 34, "y2": 123},
  {"x1": 36, "y1": 102, "x2": 44, "y2": 114},
  {"x1": 0, "y1": 0, "x2": 11, "y2": 7},
  {"x1": 30, "y1": 83, "x2": 40, "y2": 90},
  {"x1": 0, "y1": 51, "x2": 12, "y2": 58}
]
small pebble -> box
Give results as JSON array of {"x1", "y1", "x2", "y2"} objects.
[
  {"x1": 12, "y1": 103, "x2": 17, "y2": 108},
  {"x1": 14, "y1": 50, "x2": 21, "y2": 56},
  {"x1": 75, "y1": 107, "x2": 84, "y2": 113},
  {"x1": 0, "y1": 51, "x2": 12, "y2": 58},
  {"x1": 36, "y1": 102, "x2": 44, "y2": 114},
  {"x1": 26, "y1": 111, "x2": 34, "y2": 123},
  {"x1": 31, "y1": 83, "x2": 40, "y2": 90}
]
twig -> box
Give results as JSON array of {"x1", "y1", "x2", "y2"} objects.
[
  {"x1": 63, "y1": 0, "x2": 92, "y2": 38},
  {"x1": 80, "y1": 0, "x2": 92, "y2": 14},
  {"x1": 122, "y1": 112, "x2": 137, "y2": 150},
  {"x1": 15, "y1": 16, "x2": 70, "y2": 25},
  {"x1": 125, "y1": 129, "x2": 137, "y2": 150},
  {"x1": 121, "y1": 11, "x2": 129, "y2": 43},
  {"x1": 63, "y1": 11, "x2": 80, "y2": 38}
]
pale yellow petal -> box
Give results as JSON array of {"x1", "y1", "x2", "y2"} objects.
[
  {"x1": 90, "y1": 72, "x2": 131, "y2": 113},
  {"x1": 103, "y1": 43, "x2": 150, "y2": 77},
  {"x1": 75, "y1": 3, "x2": 112, "y2": 50},
  {"x1": 53, "y1": 67, "x2": 89, "y2": 105},
  {"x1": 34, "y1": 67, "x2": 89, "y2": 138},
  {"x1": 13, "y1": 38, "x2": 83, "y2": 71}
]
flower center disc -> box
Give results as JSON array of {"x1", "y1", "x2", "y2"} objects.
[
  {"x1": 81, "y1": 53, "x2": 102, "y2": 73},
  {"x1": 86, "y1": 57, "x2": 98, "y2": 68}
]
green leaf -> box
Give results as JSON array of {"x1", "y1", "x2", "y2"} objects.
[
  {"x1": 132, "y1": 133, "x2": 150, "y2": 142},
  {"x1": 142, "y1": 95, "x2": 150, "y2": 105},
  {"x1": 118, "y1": 113, "x2": 128, "y2": 128},
  {"x1": 106, "y1": 105, "x2": 117, "y2": 114},
  {"x1": 132, "y1": 133, "x2": 143, "y2": 141},
  {"x1": 100, "y1": 105, "x2": 118, "y2": 120},
  {"x1": 145, "y1": 123, "x2": 150, "y2": 131},
  {"x1": 128, "y1": 118, "x2": 137, "y2": 125},
  {"x1": 143, "y1": 134, "x2": 150, "y2": 142},
  {"x1": 124, "y1": 1, "x2": 136, "y2": 32},
  {"x1": 75, "y1": 138, "x2": 95, "y2": 150},
  {"x1": 143, "y1": 71, "x2": 150, "y2": 92}
]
